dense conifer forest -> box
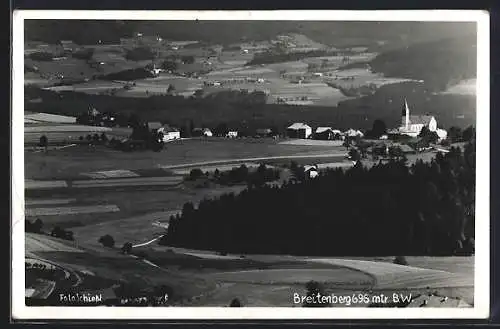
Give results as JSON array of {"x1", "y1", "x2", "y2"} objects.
[{"x1": 161, "y1": 141, "x2": 476, "y2": 257}]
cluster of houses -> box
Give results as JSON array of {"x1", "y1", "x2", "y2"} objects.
[
  {"x1": 141, "y1": 99, "x2": 446, "y2": 148},
  {"x1": 285, "y1": 122, "x2": 363, "y2": 140}
]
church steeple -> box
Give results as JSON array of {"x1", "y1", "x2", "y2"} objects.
[{"x1": 401, "y1": 98, "x2": 410, "y2": 129}]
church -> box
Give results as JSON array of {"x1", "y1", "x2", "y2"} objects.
[{"x1": 397, "y1": 98, "x2": 447, "y2": 140}]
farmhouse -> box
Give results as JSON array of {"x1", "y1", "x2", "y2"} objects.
[
  {"x1": 398, "y1": 98, "x2": 448, "y2": 139},
  {"x1": 304, "y1": 165, "x2": 319, "y2": 179},
  {"x1": 287, "y1": 123, "x2": 312, "y2": 139},
  {"x1": 192, "y1": 128, "x2": 213, "y2": 137},
  {"x1": 344, "y1": 129, "x2": 364, "y2": 138},
  {"x1": 314, "y1": 127, "x2": 343, "y2": 140},
  {"x1": 157, "y1": 125, "x2": 181, "y2": 141}
]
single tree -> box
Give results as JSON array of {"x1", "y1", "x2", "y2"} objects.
[
  {"x1": 348, "y1": 148, "x2": 361, "y2": 162},
  {"x1": 121, "y1": 242, "x2": 133, "y2": 254},
  {"x1": 98, "y1": 234, "x2": 115, "y2": 248},
  {"x1": 39, "y1": 135, "x2": 48, "y2": 149},
  {"x1": 370, "y1": 119, "x2": 387, "y2": 139},
  {"x1": 189, "y1": 168, "x2": 204, "y2": 180},
  {"x1": 419, "y1": 126, "x2": 439, "y2": 144},
  {"x1": 303, "y1": 280, "x2": 330, "y2": 307},
  {"x1": 33, "y1": 218, "x2": 43, "y2": 233},
  {"x1": 229, "y1": 298, "x2": 243, "y2": 307}
]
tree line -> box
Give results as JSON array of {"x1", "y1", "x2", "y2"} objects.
[{"x1": 161, "y1": 141, "x2": 475, "y2": 257}]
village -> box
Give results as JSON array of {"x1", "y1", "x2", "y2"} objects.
[{"x1": 49, "y1": 97, "x2": 453, "y2": 168}]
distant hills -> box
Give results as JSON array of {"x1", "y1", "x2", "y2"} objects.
[
  {"x1": 24, "y1": 20, "x2": 476, "y2": 50},
  {"x1": 370, "y1": 35, "x2": 477, "y2": 92}
]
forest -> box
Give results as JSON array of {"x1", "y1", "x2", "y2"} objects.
[{"x1": 161, "y1": 141, "x2": 476, "y2": 257}]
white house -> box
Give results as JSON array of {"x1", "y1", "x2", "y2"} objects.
[
  {"x1": 344, "y1": 129, "x2": 364, "y2": 138},
  {"x1": 287, "y1": 123, "x2": 312, "y2": 139},
  {"x1": 226, "y1": 131, "x2": 238, "y2": 138},
  {"x1": 158, "y1": 125, "x2": 180, "y2": 141}
]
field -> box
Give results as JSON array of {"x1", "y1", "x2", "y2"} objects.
[
  {"x1": 25, "y1": 137, "x2": 347, "y2": 180},
  {"x1": 129, "y1": 244, "x2": 474, "y2": 307}
]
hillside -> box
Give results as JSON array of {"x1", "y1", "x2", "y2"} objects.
[
  {"x1": 25, "y1": 20, "x2": 476, "y2": 50},
  {"x1": 370, "y1": 36, "x2": 477, "y2": 92}
]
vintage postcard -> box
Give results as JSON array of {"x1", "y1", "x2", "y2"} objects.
[{"x1": 11, "y1": 10, "x2": 489, "y2": 320}]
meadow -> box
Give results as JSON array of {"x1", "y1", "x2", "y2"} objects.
[{"x1": 25, "y1": 137, "x2": 346, "y2": 180}]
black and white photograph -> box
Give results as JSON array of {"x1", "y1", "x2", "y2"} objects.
[{"x1": 11, "y1": 10, "x2": 490, "y2": 319}]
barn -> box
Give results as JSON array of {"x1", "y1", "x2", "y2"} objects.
[{"x1": 287, "y1": 123, "x2": 312, "y2": 139}]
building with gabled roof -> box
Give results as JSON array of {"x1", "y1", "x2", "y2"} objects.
[
  {"x1": 157, "y1": 125, "x2": 180, "y2": 141},
  {"x1": 287, "y1": 122, "x2": 312, "y2": 139},
  {"x1": 314, "y1": 127, "x2": 343, "y2": 140}
]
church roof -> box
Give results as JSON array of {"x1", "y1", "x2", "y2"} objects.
[{"x1": 409, "y1": 115, "x2": 435, "y2": 125}]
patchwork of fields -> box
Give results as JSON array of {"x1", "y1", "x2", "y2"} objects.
[{"x1": 25, "y1": 34, "x2": 423, "y2": 106}]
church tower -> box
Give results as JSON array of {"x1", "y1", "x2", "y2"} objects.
[{"x1": 401, "y1": 98, "x2": 410, "y2": 130}]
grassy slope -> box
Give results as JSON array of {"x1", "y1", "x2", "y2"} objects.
[{"x1": 25, "y1": 233, "x2": 215, "y2": 302}]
